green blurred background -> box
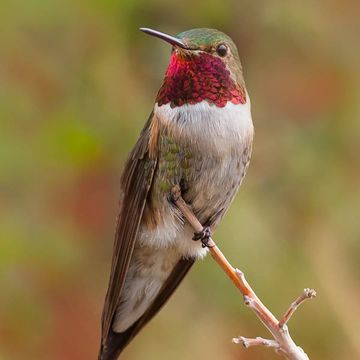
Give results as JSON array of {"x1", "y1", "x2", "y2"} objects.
[{"x1": 1, "y1": 0, "x2": 359, "y2": 359}]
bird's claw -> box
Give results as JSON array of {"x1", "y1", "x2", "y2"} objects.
[{"x1": 192, "y1": 226, "x2": 212, "y2": 248}]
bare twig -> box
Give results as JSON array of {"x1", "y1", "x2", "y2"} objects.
[
  {"x1": 279, "y1": 288, "x2": 317, "y2": 329},
  {"x1": 171, "y1": 186, "x2": 316, "y2": 360},
  {"x1": 233, "y1": 336, "x2": 279, "y2": 349}
]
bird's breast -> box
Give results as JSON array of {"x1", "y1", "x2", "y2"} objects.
[
  {"x1": 139, "y1": 98, "x2": 253, "y2": 257},
  {"x1": 154, "y1": 96, "x2": 253, "y2": 155}
]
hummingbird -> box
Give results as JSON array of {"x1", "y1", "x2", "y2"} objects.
[{"x1": 99, "y1": 27, "x2": 254, "y2": 360}]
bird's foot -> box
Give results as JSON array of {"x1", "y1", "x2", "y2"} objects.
[{"x1": 192, "y1": 226, "x2": 212, "y2": 248}]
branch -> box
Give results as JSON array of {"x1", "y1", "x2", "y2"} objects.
[
  {"x1": 278, "y1": 288, "x2": 316, "y2": 329},
  {"x1": 171, "y1": 186, "x2": 316, "y2": 360}
]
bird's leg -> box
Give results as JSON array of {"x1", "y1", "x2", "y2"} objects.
[
  {"x1": 192, "y1": 224, "x2": 212, "y2": 248},
  {"x1": 170, "y1": 185, "x2": 213, "y2": 248},
  {"x1": 179, "y1": 178, "x2": 189, "y2": 195}
]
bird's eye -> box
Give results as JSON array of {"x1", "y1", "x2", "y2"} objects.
[{"x1": 216, "y1": 44, "x2": 228, "y2": 57}]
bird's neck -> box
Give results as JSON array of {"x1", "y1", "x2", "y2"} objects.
[{"x1": 156, "y1": 52, "x2": 246, "y2": 108}]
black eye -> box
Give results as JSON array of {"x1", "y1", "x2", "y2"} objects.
[{"x1": 216, "y1": 44, "x2": 228, "y2": 57}]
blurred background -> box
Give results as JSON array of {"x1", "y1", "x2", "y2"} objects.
[{"x1": 1, "y1": 0, "x2": 359, "y2": 359}]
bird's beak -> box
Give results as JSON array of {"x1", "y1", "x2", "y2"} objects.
[{"x1": 140, "y1": 28, "x2": 189, "y2": 50}]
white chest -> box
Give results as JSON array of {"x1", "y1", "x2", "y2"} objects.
[{"x1": 154, "y1": 96, "x2": 253, "y2": 156}]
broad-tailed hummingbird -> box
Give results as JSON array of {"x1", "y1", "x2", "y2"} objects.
[{"x1": 99, "y1": 27, "x2": 254, "y2": 360}]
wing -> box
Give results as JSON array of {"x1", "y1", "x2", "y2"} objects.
[
  {"x1": 100, "y1": 112, "x2": 158, "y2": 344},
  {"x1": 99, "y1": 258, "x2": 194, "y2": 360},
  {"x1": 100, "y1": 112, "x2": 196, "y2": 360}
]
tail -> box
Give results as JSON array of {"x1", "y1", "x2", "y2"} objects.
[
  {"x1": 98, "y1": 324, "x2": 138, "y2": 360},
  {"x1": 98, "y1": 258, "x2": 195, "y2": 359}
]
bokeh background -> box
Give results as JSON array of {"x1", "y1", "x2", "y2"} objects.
[{"x1": 1, "y1": 0, "x2": 359, "y2": 359}]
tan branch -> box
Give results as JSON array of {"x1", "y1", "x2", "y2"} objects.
[
  {"x1": 171, "y1": 186, "x2": 316, "y2": 360},
  {"x1": 233, "y1": 336, "x2": 279, "y2": 349},
  {"x1": 278, "y1": 288, "x2": 317, "y2": 329}
]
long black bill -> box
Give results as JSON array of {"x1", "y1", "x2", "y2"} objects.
[{"x1": 139, "y1": 27, "x2": 189, "y2": 49}]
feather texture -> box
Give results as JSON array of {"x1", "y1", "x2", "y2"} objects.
[{"x1": 100, "y1": 113, "x2": 158, "y2": 349}]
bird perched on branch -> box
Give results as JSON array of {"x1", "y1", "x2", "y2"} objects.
[{"x1": 99, "y1": 27, "x2": 254, "y2": 360}]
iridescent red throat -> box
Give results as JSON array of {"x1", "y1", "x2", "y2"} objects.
[{"x1": 156, "y1": 52, "x2": 246, "y2": 108}]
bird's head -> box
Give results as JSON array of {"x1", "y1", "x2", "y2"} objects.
[{"x1": 140, "y1": 28, "x2": 246, "y2": 108}]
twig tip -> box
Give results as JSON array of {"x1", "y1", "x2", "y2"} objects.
[
  {"x1": 232, "y1": 336, "x2": 249, "y2": 348},
  {"x1": 304, "y1": 288, "x2": 317, "y2": 299}
]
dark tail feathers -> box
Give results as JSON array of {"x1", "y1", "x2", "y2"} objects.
[{"x1": 98, "y1": 321, "x2": 141, "y2": 360}]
